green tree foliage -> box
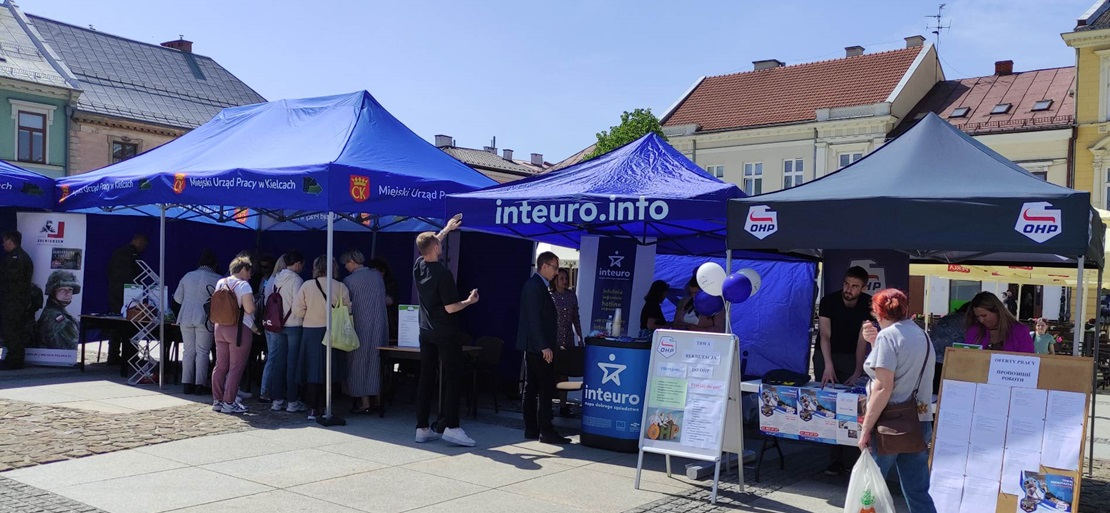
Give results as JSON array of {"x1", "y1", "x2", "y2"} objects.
[{"x1": 585, "y1": 108, "x2": 666, "y2": 160}]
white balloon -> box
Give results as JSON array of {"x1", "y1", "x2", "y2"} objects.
[
  {"x1": 738, "y1": 268, "x2": 762, "y2": 297},
  {"x1": 696, "y1": 262, "x2": 726, "y2": 296}
]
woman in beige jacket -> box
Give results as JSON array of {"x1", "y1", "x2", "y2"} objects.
[{"x1": 293, "y1": 256, "x2": 351, "y2": 420}]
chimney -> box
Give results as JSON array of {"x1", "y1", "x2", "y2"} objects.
[
  {"x1": 502, "y1": 149, "x2": 513, "y2": 161},
  {"x1": 995, "y1": 60, "x2": 1014, "y2": 76},
  {"x1": 904, "y1": 35, "x2": 926, "y2": 48},
  {"x1": 530, "y1": 153, "x2": 544, "y2": 166},
  {"x1": 753, "y1": 59, "x2": 785, "y2": 71},
  {"x1": 434, "y1": 134, "x2": 453, "y2": 148},
  {"x1": 160, "y1": 37, "x2": 193, "y2": 53},
  {"x1": 845, "y1": 46, "x2": 864, "y2": 58},
  {"x1": 483, "y1": 146, "x2": 496, "y2": 154}
]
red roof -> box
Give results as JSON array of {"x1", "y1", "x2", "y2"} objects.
[
  {"x1": 663, "y1": 47, "x2": 923, "y2": 131},
  {"x1": 896, "y1": 67, "x2": 1075, "y2": 136}
]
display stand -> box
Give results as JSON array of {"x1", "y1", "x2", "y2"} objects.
[
  {"x1": 634, "y1": 329, "x2": 741, "y2": 504},
  {"x1": 930, "y1": 348, "x2": 1092, "y2": 513},
  {"x1": 125, "y1": 260, "x2": 162, "y2": 385}
]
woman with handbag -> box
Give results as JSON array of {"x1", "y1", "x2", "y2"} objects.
[
  {"x1": 292, "y1": 256, "x2": 351, "y2": 420},
  {"x1": 858, "y1": 288, "x2": 936, "y2": 513}
]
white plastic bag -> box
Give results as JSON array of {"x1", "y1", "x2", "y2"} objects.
[{"x1": 843, "y1": 451, "x2": 895, "y2": 513}]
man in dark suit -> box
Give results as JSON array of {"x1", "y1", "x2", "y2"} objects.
[{"x1": 518, "y1": 251, "x2": 569, "y2": 444}]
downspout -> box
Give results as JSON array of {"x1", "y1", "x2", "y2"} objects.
[
  {"x1": 813, "y1": 127, "x2": 818, "y2": 180},
  {"x1": 1070, "y1": 46, "x2": 1080, "y2": 190},
  {"x1": 691, "y1": 138, "x2": 697, "y2": 165}
]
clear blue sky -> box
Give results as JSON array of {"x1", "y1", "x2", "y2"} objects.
[{"x1": 23, "y1": 0, "x2": 1095, "y2": 162}]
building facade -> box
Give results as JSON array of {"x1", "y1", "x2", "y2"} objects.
[
  {"x1": 434, "y1": 134, "x2": 551, "y2": 183},
  {"x1": 660, "y1": 36, "x2": 941, "y2": 195},
  {"x1": 0, "y1": 2, "x2": 80, "y2": 177}
]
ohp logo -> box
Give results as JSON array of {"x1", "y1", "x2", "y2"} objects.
[
  {"x1": 657, "y1": 336, "x2": 676, "y2": 359},
  {"x1": 745, "y1": 205, "x2": 778, "y2": 240},
  {"x1": 1014, "y1": 202, "x2": 1061, "y2": 243}
]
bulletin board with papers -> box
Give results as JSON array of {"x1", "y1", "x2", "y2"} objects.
[{"x1": 929, "y1": 348, "x2": 1092, "y2": 513}]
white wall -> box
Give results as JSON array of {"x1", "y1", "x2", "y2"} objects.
[{"x1": 926, "y1": 276, "x2": 950, "y2": 316}]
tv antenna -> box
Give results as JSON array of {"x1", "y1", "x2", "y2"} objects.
[{"x1": 927, "y1": 4, "x2": 951, "y2": 50}]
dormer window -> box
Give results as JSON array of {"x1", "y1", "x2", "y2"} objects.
[
  {"x1": 1031, "y1": 99, "x2": 1053, "y2": 112},
  {"x1": 949, "y1": 107, "x2": 970, "y2": 118},
  {"x1": 991, "y1": 103, "x2": 1012, "y2": 115}
]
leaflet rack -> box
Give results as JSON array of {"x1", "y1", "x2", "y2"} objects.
[{"x1": 126, "y1": 260, "x2": 162, "y2": 385}]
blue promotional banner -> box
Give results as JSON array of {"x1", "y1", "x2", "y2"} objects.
[
  {"x1": 590, "y1": 237, "x2": 638, "y2": 334},
  {"x1": 581, "y1": 340, "x2": 650, "y2": 451}
]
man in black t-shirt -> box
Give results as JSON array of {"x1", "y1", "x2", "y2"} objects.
[
  {"x1": 412, "y1": 215, "x2": 479, "y2": 447},
  {"x1": 815, "y1": 265, "x2": 873, "y2": 475}
]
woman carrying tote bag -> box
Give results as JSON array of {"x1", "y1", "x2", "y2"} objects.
[{"x1": 858, "y1": 288, "x2": 936, "y2": 513}]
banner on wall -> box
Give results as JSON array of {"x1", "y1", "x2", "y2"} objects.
[
  {"x1": 17, "y1": 212, "x2": 86, "y2": 366},
  {"x1": 590, "y1": 237, "x2": 638, "y2": 334}
]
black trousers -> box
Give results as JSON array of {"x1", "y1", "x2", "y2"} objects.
[
  {"x1": 1, "y1": 308, "x2": 26, "y2": 365},
  {"x1": 416, "y1": 334, "x2": 463, "y2": 430},
  {"x1": 523, "y1": 351, "x2": 557, "y2": 434}
]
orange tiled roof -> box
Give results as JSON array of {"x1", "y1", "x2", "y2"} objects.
[
  {"x1": 663, "y1": 47, "x2": 923, "y2": 131},
  {"x1": 895, "y1": 66, "x2": 1075, "y2": 136}
]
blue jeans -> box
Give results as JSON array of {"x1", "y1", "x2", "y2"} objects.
[
  {"x1": 283, "y1": 326, "x2": 304, "y2": 402},
  {"x1": 873, "y1": 421, "x2": 936, "y2": 513},
  {"x1": 262, "y1": 330, "x2": 287, "y2": 401}
]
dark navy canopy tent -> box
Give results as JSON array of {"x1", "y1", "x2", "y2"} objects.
[
  {"x1": 727, "y1": 113, "x2": 1104, "y2": 268},
  {"x1": 446, "y1": 133, "x2": 746, "y2": 256},
  {"x1": 0, "y1": 160, "x2": 54, "y2": 210},
  {"x1": 52, "y1": 92, "x2": 497, "y2": 421},
  {"x1": 56, "y1": 91, "x2": 495, "y2": 219}
]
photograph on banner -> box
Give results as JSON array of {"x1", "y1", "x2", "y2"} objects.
[
  {"x1": 1017, "y1": 471, "x2": 1074, "y2": 513},
  {"x1": 16, "y1": 212, "x2": 87, "y2": 366}
]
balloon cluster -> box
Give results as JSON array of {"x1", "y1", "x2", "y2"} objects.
[{"x1": 693, "y1": 262, "x2": 762, "y2": 316}]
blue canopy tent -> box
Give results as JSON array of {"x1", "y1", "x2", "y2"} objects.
[
  {"x1": 0, "y1": 159, "x2": 55, "y2": 210},
  {"x1": 55, "y1": 91, "x2": 497, "y2": 421},
  {"x1": 447, "y1": 133, "x2": 817, "y2": 377}
]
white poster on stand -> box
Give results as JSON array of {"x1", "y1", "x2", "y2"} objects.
[
  {"x1": 397, "y1": 305, "x2": 420, "y2": 347},
  {"x1": 16, "y1": 212, "x2": 87, "y2": 366}
]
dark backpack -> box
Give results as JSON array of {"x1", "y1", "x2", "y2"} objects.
[
  {"x1": 262, "y1": 286, "x2": 291, "y2": 333},
  {"x1": 209, "y1": 279, "x2": 243, "y2": 326}
]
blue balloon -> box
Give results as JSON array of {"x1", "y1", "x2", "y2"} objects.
[
  {"x1": 694, "y1": 291, "x2": 725, "y2": 316},
  {"x1": 722, "y1": 272, "x2": 753, "y2": 303}
]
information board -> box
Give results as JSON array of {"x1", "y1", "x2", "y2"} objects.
[
  {"x1": 638, "y1": 329, "x2": 738, "y2": 461},
  {"x1": 397, "y1": 305, "x2": 420, "y2": 347},
  {"x1": 929, "y1": 349, "x2": 1092, "y2": 513}
]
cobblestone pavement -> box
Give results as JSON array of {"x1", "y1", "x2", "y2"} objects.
[
  {"x1": 0, "y1": 476, "x2": 106, "y2": 513},
  {"x1": 0, "y1": 398, "x2": 308, "y2": 472}
]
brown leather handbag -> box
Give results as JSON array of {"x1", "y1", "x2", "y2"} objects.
[{"x1": 871, "y1": 332, "x2": 931, "y2": 456}]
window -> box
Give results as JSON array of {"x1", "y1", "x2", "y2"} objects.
[
  {"x1": 949, "y1": 107, "x2": 970, "y2": 118},
  {"x1": 112, "y1": 142, "x2": 138, "y2": 163},
  {"x1": 1031, "y1": 99, "x2": 1053, "y2": 112},
  {"x1": 16, "y1": 111, "x2": 45, "y2": 163},
  {"x1": 705, "y1": 165, "x2": 724, "y2": 178},
  {"x1": 783, "y1": 158, "x2": 804, "y2": 188},
  {"x1": 990, "y1": 103, "x2": 1012, "y2": 115},
  {"x1": 1032, "y1": 171, "x2": 1048, "y2": 181},
  {"x1": 742, "y1": 162, "x2": 762, "y2": 195},
  {"x1": 838, "y1": 152, "x2": 863, "y2": 169}
]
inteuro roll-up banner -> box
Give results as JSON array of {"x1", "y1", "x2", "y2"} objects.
[
  {"x1": 17, "y1": 212, "x2": 86, "y2": 366},
  {"x1": 589, "y1": 237, "x2": 638, "y2": 334}
]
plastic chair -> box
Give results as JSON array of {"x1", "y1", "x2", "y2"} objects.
[
  {"x1": 554, "y1": 344, "x2": 585, "y2": 416},
  {"x1": 470, "y1": 336, "x2": 504, "y2": 415}
]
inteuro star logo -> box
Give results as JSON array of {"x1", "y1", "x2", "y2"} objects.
[{"x1": 597, "y1": 353, "x2": 627, "y2": 386}]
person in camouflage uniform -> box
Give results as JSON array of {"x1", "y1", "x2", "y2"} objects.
[
  {"x1": 37, "y1": 270, "x2": 80, "y2": 350},
  {"x1": 1, "y1": 231, "x2": 33, "y2": 370}
]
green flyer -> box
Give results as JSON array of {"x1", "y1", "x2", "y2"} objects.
[{"x1": 650, "y1": 378, "x2": 688, "y2": 409}]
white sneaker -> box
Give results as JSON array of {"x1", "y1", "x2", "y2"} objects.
[
  {"x1": 307, "y1": 410, "x2": 317, "y2": 421},
  {"x1": 212, "y1": 400, "x2": 221, "y2": 412},
  {"x1": 415, "y1": 427, "x2": 441, "y2": 443},
  {"x1": 220, "y1": 401, "x2": 248, "y2": 414},
  {"x1": 285, "y1": 401, "x2": 307, "y2": 413},
  {"x1": 236, "y1": 390, "x2": 252, "y2": 400},
  {"x1": 270, "y1": 399, "x2": 286, "y2": 411},
  {"x1": 442, "y1": 427, "x2": 476, "y2": 447}
]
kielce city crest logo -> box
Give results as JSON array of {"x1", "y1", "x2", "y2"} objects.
[
  {"x1": 350, "y1": 175, "x2": 370, "y2": 203},
  {"x1": 1014, "y1": 202, "x2": 1062, "y2": 243},
  {"x1": 745, "y1": 205, "x2": 778, "y2": 239},
  {"x1": 59, "y1": 184, "x2": 70, "y2": 202},
  {"x1": 173, "y1": 173, "x2": 187, "y2": 195}
]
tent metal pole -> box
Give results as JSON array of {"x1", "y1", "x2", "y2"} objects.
[
  {"x1": 371, "y1": 228, "x2": 378, "y2": 259},
  {"x1": 1074, "y1": 256, "x2": 1085, "y2": 357},
  {"x1": 724, "y1": 249, "x2": 732, "y2": 335},
  {"x1": 1091, "y1": 266, "x2": 1104, "y2": 476},
  {"x1": 325, "y1": 211, "x2": 334, "y2": 419},
  {"x1": 159, "y1": 204, "x2": 166, "y2": 390}
]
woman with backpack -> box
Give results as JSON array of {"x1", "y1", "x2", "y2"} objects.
[
  {"x1": 262, "y1": 251, "x2": 307, "y2": 413},
  {"x1": 210, "y1": 255, "x2": 257, "y2": 414},
  {"x1": 172, "y1": 249, "x2": 221, "y2": 396},
  {"x1": 293, "y1": 256, "x2": 351, "y2": 420}
]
